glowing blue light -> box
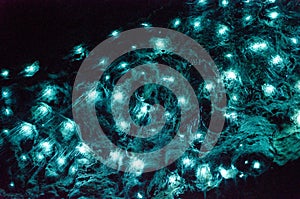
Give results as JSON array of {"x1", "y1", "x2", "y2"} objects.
[
  {"x1": 178, "y1": 96, "x2": 187, "y2": 105},
  {"x1": 172, "y1": 18, "x2": 181, "y2": 28},
  {"x1": 291, "y1": 37, "x2": 298, "y2": 44},
  {"x1": 295, "y1": 81, "x2": 300, "y2": 92},
  {"x1": 219, "y1": 165, "x2": 237, "y2": 179},
  {"x1": 271, "y1": 55, "x2": 283, "y2": 65},
  {"x1": 220, "y1": 0, "x2": 229, "y2": 7},
  {"x1": 23, "y1": 61, "x2": 39, "y2": 77},
  {"x1": 119, "y1": 62, "x2": 128, "y2": 68},
  {"x1": 141, "y1": 22, "x2": 151, "y2": 27},
  {"x1": 137, "y1": 192, "x2": 143, "y2": 199},
  {"x1": 1, "y1": 69, "x2": 9, "y2": 78},
  {"x1": 292, "y1": 111, "x2": 300, "y2": 126},
  {"x1": 42, "y1": 85, "x2": 58, "y2": 101},
  {"x1": 217, "y1": 25, "x2": 229, "y2": 36},
  {"x1": 111, "y1": 30, "x2": 120, "y2": 37},
  {"x1": 244, "y1": 15, "x2": 252, "y2": 21},
  {"x1": 197, "y1": 0, "x2": 207, "y2": 5},
  {"x1": 168, "y1": 174, "x2": 180, "y2": 185},
  {"x1": 21, "y1": 154, "x2": 27, "y2": 161},
  {"x1": 262, "y1": 84, "x2": 276, "y2": 97},
  {"x1": 253, "y1": 161, "x2": 261, "y2": 169},
  {"x1": 57, "y1": 157, "x2": 66, "y2": 166},
  {"x1": 250, "y1": 41, "x2": 268, "y2": 51},
  {"x1": 40, "y1": 141, "x2": 52, "y2": 153},
  {"x1": 268, "y1": 11, "x2": 279, "y2": 19},
  {"x1": 182, "y1": 157, "x2": 194, "y2": 167},
  {"x1": 9, "y1": 182, "x2": 14, "y2": 187},
  {"x1": 113, "y1": 91, "x2": 124, "y2": 102},
  {"x1": 3, "y1": 107, "x2": 13, "y2": 116},
  {"x1": 129, "y1": 157, "x2": 145, "y2": 175},
  {"x1": 193, "y1": 21, "x2": 201, "y2": 28},
  {"x1": 224, "y1": 70, "x2": 238, "y2": 80},
  {"x1": 2, "y1": 88, "x2": 11, "y2": 98}
]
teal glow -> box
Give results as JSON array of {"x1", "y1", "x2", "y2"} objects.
[
  {"x1": 172, "y1": 18, "x2": 181, "y2": 28},
  {"x1": 111, "y1": 30, "x2": 120, "y2": 37},
  {"x1": 1, "y1": 69, "x2": 9, "y2": 78},
  {"x1": 23, "y1": 61, "x2": 40, "y2": 77}
]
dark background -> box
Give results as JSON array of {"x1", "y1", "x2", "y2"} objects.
[{"x1": 0, "y1": 0, "x2": 299, "y2": 198}]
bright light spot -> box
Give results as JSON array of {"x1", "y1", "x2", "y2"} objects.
[
  {"x1": 193, "y1": 21, "x2": 201, "y2": 28},
  {"x1": 198, "y1": 0, "x2": 207, "y2": 5},
  {"x1": 225, "y1": 112, "x2": 237, "y2": 119},
  {"x1": 291, "y1": 38, "x2": 298, "y2": 44},
  {"x1": 205, "y1": 82, "x2": 214, "y2": 91},
  {"x1": 262, "y1": 84, "x2": 276, "y2": 97},
  {"x1": 118, "y1": 121, "x2": 129, "y2": 130},
  {"x1": 41, "y1": 141, "x2": 52, "y2": 152},
  {"x1": 221, "y1": 0, "x2": 229, "y2": 7},
  {"x1": 34, "y1": 103, "x2": 51, "y2": 117},
  {"x1": 268, "y1": 0, "x2": 276, "y2": 3},
  {"x1": 250, "y1": 41, "x2": 268, "y2": 51},
  {"x1": 162, "y1": 76, "x2": 175, "y2": 82},
  {"x1": 232, "y1": 95, "x2": 238, "y2": 101},
  {"x1": 268, "y1": 11, "x2": 279, "y2": 19},
  {"x1": 244, "y1": 15, "x2": 252, "y2": 21},
  {"x1": 42, "y1": 85, "x2": 58, "y2": 101},
  {"x1": 21, "y1": 155, "x2": 27, "y2": 161},
  {"x1": 2, "y1": 129, "x2": 9, "y2": 135},
  {"x1": 130, "y1": 158, "x2": 145, "y2": 173},
  {"x1": 109, "y1": 150, "x2": 123, "y2": 162},
  {"x1": 271, "y1": 55, "x2": 283, "y2": 65},
  {"x1": 225, "y1": 53, "x2": 233, "y2": 58},
  {"x1": 105, "y1": 75, "x2": 110, "y2": 80},
  {"x1": 23, "y1": 61, "x2": 39, "y2": 77},
  {"x1": 168, "y1": 174, "x2": 180, "y2": 184},
  {"x1": 140, "y1": 104, "x2": 148, "y2": 114},
  {"x1": 245, "y1": 160, "x2": 249, "y2": 164},
  {"x1": 152, "y1": 38, "x2": 169, "y2": 50},
  {"x1": 295, "y1": 81, "x2": 300, "y2": 92},
  {"x1": 172, "y1": 18, "x2": 181, "y2": 28},
  {"x1": 20, "y1": 123, "x2": 35, "y2": 136},
  {"x1": 195, "y1": 133, "x2": 202, "y2": 139},
  {"x1": 178, "y1": 96, "x2": 187, "y2": 105},
  {"x1": 197, "y1": 164, "x2": 212, "y2": 181},
  {"x1": 120, "y1": 62, "x2": 128, "y2": 68},
  {"x1": 224, "y1": 70, "x2": 238, "y2": 80},
  {"x1": 141, "y1": 22, "x2": 151, "y2": 27},
  {"x1": 253, "y1": 161, "x2": 261, "y2": 169},
  {"x1": 76, "y1": 143, "x2": 90, "y2": 154},
  {"x1": 88, "y1": 90, "x2": 99, "y2": 101},
  {"x1": 9, "y1": 182, "x2": 14, "y2": 187},
  {"x1": 219, "y1": 166, "x2": 237, "y2": 179},
  {"x1": 111, "y1": 30, "x2": 120, "y2": 37},
  {"x1": 113, "y1": 91, "x2": 124, "y2": 102},
  {"x1": 98, "y1": 57, "x2": 108, "y2": 65},
  {"x1": 3, "y1": 107, "x2": 13, "y2": 116},
  {"x1": 292, "y1": 111, "x2": 300, "y2": 126},
  {"x1": 137, "y1": 192, "x2": 143, "y2": 199},
  {"x1": 69, "y1": 165, "x2": 77, "y2": 174},
  {"x1": 1, "y1": 69, "x2": 9, "y2": 78},
  {"x1": 2, "y1": 88, "x2": 11, "y2": 98},
  {"x1": 57, "y1": 157, "x2": 66, "y2": 166},
  {"x1": 218, "y1": 25, "x2": 229, "y2": 35},
  {"x1": 62, "y1": 120, "x2": 75, "y2": 132},
  {"x1": 182, "y1": 157, "x2": 194, "y2": 167},
  {"x1": 74, "y1": 45, "x2": 85, "y2": 54},
  {"x1": 36, "y1": 153, "x2": 44, "y2": 161}
]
